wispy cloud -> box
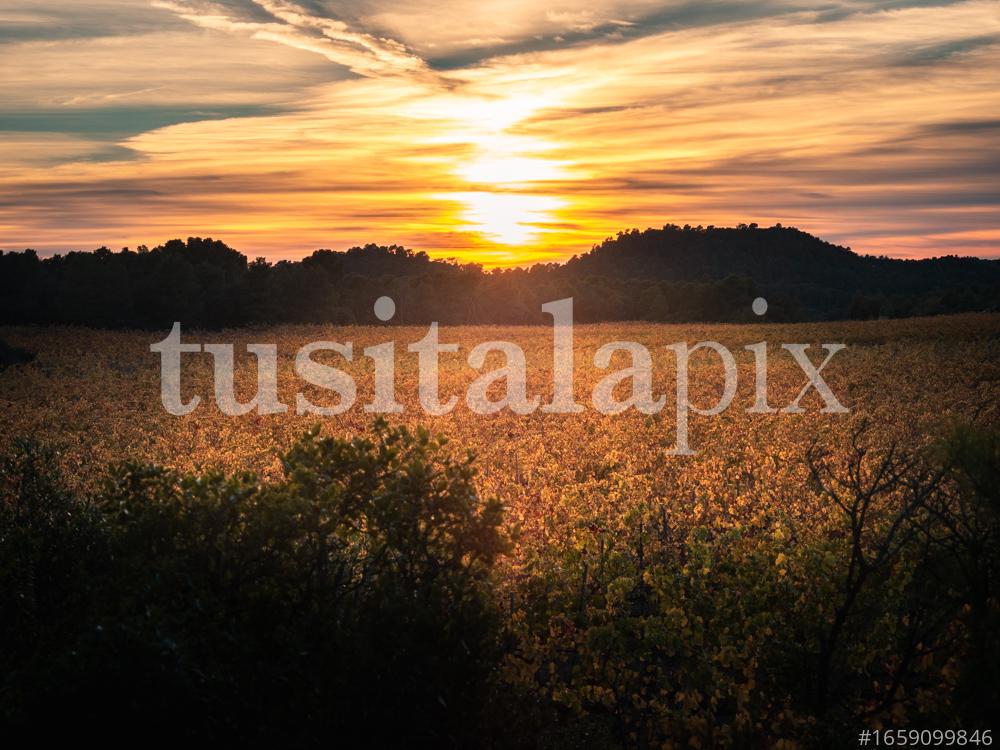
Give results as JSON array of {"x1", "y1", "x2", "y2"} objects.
[{"x1": 152, "y1": 0, "x2": 430, "y2": 77}]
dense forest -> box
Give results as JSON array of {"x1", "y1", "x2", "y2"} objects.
[{"x1": 2, "y1": 225, "x2": 998, "y2": 328}]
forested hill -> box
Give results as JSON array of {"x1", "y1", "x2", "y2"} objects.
[
  {"x1": 1, "y1": 225, "x2": 997, "y2": 329},
  {"x1": 567, "y1": 225, "x2": 1000, "y2": 319}
]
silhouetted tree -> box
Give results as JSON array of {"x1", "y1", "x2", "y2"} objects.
[{"x1": 1, "y1": 226, "x2": 996, "y2": 328}]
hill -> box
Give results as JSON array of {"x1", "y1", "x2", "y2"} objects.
[{"x1": 568, "y1": 224, "x2": 1000, "y2": 319}]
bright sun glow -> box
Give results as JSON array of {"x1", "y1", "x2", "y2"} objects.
[
  {"x1": 422, "y1": 89, "x2": 576, "y2": 248},
  {"x1": 439, "y1": 191, "x2": 566, "y2": 246},
  {"x1": 456, "y1": 156, "x2": 569, "y2": 186},
  {"x1": 415, "y1": 89, "x2": 576, "y2": 248}
]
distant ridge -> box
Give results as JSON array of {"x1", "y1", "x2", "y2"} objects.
[
  {"x1": 568, "y1": 224, "x2": 1000, "y2": 319},
  {"x1": 1, "y1": 225, "x2": 998, "y2": 328}
]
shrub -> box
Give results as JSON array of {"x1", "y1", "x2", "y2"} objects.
[{"x1": 0, "y1": 421, "x2": 506, "y2": 745}]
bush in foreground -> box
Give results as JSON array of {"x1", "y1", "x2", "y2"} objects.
[{"x1": 0, "y1": 421, "x2": 506, "y2": 744}]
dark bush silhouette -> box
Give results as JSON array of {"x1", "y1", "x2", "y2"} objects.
[{"x1": 0, "y1": 421, "x2": 507, "y2": 745}]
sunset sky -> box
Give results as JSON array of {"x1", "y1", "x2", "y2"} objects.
[{"x1": 1, "y1": 0, "x2": 998, "y2": 265}]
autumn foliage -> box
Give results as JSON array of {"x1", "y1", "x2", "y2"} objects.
[{"x1": 1, "y1": 314, "x2": 998, "y2": 746}]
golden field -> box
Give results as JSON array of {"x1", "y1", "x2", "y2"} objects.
[
  {"x1": 2, "y1": 314, "x2": 998, "y2": 551},
  {"x1": 2, "y1": 313, "x2": 999, "y2": 742}
]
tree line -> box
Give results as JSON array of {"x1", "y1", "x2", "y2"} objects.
[{"x1": 1, "y1": 226, "x2": 997, "y2": 328}]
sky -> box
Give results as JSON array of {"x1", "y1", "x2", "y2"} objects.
[{"x1": 0, "y1": 0, "x2": 998, "y2": 265}]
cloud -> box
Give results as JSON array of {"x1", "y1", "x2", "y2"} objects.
[
  {"x1": 0, "y1": 0, "x2": 188, "y2": 43},
  {"x1": 892, "y1": 32, "x2": 1000, "y2": 65},
  {"x1": 152, "y1": 0, "x2": 429, "y2": 77},
  {"x1": 0, "y1": 105, "x2": 284, "y2": 136}
]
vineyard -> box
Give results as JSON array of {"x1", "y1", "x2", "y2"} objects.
[{"x1": 2, "y1": 313, "x2": 998, "y2": 746}]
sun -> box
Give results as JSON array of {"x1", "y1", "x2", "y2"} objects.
[
  {"x1": 456, "y1": 155, "x2": 569, "y2": 185},
  {"x1": 411, "y1": 90, "x2": 579, "y2": 253},
  {"x1": 440, "y1": 191, "x2": 566, "y2": 246}
]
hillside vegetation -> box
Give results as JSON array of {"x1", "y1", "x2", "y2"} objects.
[{"x1": 2, "y1": 225, "x2": 997, "y2": 328}]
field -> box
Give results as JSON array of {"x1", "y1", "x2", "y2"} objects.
[
  {"x1": 2, "y1": 314, "x2": 996, "y2": 504},
  {"x1": 2, "y1": 313, "x2": 999, "y2": 745}
]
